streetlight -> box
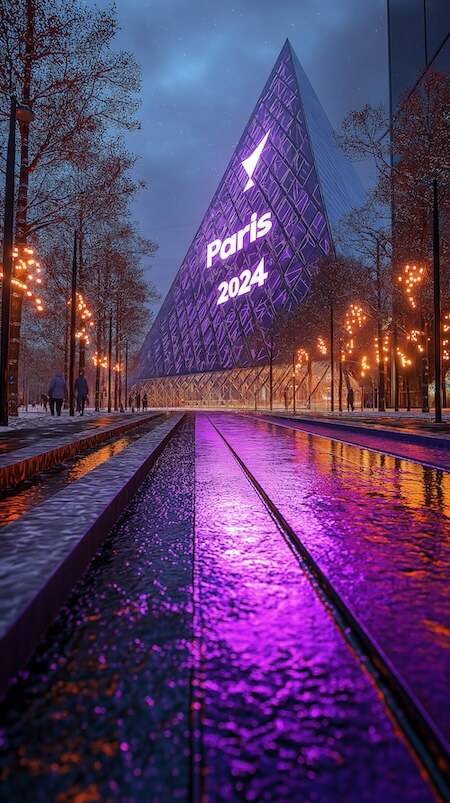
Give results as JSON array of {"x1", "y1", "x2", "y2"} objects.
[
  {"x1": 432, "y1": 179, "x2": 441, "y2": 423},
  {"x1": 69, "y1": 231, "x2": 78, "y2": 417},
  {"x1": 0, "y1": 96, "x2": 34, "y2": 426},
  {"x1": 107, "y1": 310, "x2": 112, "y2": 413},
  {"x1": 417, "y1": 178, "x2": 442, "y2": 422},
  {"x1": 125, "y1": 340, "x2": 128, "y2": 410}
]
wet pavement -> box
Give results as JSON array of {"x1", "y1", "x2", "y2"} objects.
[
  {"x1": 0, "y1": 418, "x2": 195, "y2": 802},
  {"x1": 0, "y1": 411, "x2": 145, "y2": 454},
  {"x1": 193, "y1": 416, "x2": 433, "y2": 802},
  {"x1": 210, "y1": 414, "x2": 450, "y2": 748},
  {"x1": 0, "y1": 417, "x2": 167, "y2": 528},
  {"x1": 0, "y1": 412, "x2": 448, "y2": 801},
  {"x1": 259, "y1": 414, "x2": 450, "y2": 470}
]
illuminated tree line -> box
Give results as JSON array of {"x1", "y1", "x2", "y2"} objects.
[
  {"x1": 0, "y1": 0, "x2": 158, "y2": 411},
  {"x1": 275, "y1": 69, "x2": 450, "y2": 412}
]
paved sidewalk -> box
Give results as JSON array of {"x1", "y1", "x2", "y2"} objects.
[
  {"x1": 0, "y1": 409, "x2": 163, "y2": 490},
  {"x1": 256, "y1": 407, "x2": 450, "y2": 436},
  {"x1": 0, "y1": 414, "x2": 185, "y2": 698},
  {"x1": 0, "y1": 408, "x2": 152, "y2": 455},
  {"x1": 2, "y1": 406, "x2": 449, "y2": 468}
]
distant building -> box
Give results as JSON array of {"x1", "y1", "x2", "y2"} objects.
[
  {"x1": 387, "y1": 0, "x2": 450, "y2": 115},
  {"x1": 132, "y1": 40, "x2": 364, "y2": 406}
]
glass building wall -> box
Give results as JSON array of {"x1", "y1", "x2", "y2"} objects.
[{"x1": 387, "y1": 0, "x2": 450, "y2": 114}]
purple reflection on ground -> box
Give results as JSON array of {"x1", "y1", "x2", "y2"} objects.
[
  {"x1": 194, "y1": 414, "x2": 432, "y2": 801},
  {"x1": 263, "y1": 415, "x2": 450, "y2": 471},
  {"x1": 209, "y1": 413, "x2": 450, "y2": 749}
]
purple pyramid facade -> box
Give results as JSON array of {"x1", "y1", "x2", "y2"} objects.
[{"x1": 134, "y1": 41, "x2": 364, "y2": 380}]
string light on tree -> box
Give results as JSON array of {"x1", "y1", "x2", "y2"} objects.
[
  {"x1": 397, "y1": 263, "x2": 425, "y2": 309},
  {"x1": 295, "y1": 348, "x2": 309, "y2": 370},
  {"x1": 317, "y1": 337, "x2": 327, "y2": 356},
  {"x1": 92, "y1": 352, "x2": 108, "y2": 369},
  {"x1": 344, "y1": 303, "x2": 367, "y2": 337},
  {"x1": 397, "y1": 349, "x2": 412, "y2": 369},
  {"x1": 343, "y1": 338, "x2": 355, "y2": 359},
  {"x1": 0, "y1": 245, "x2": 44, "y2": 313},
  {"x1": 443, "y1": 312, "x2": 450, "y2": 363},
  {"x1": 68, "y1": 292, "x2": 94, "y2": 348},
  {"x1": 408, "y1": 328, "x2": 426, "y2": 354},
  {"x1": 374, "y1": 333, "x2": 389, "y2": 364},
  {"x1": 360, "y1": 355, "x2": 370, "y2": 378}
]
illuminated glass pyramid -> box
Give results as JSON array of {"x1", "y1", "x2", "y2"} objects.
[{"x1": 134, "y1": 40, "x2": 364, "y2": 379}]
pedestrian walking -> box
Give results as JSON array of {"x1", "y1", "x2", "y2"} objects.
[
  {"x1": 75, "y1": 369, "x2": 89, "y2": 415},
  {"x1": 347, "y1": 386, "x2": 354, "y2": 412},
  {"x1": 136, "y1": 391, "x2": 141, "y2": 411},
  {"x1": 48, "y1": 369, "x2": 68, "y2": 416},
  {"x1": 142, "y1": 393, "x2": 148, "y2": 411}
]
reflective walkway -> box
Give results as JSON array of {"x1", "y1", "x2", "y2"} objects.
[{"x1": 210, "y1": 414, "x2": 450, "y2": 746}]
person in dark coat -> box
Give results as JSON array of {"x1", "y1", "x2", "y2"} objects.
[
  {"x1": 75, "y1": 370, "x2": 89, "y2": 415},
  {"x1": 48, "y1": 369, "x2": 68, "y2": 416},
  {"x1": 142, "y1": 393, "x2": 148, "y2": 411},
  {"x1": 347, "y1": 386, "x2": 354, "y2": 412}
]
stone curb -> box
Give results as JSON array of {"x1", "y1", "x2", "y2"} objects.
[
  {"x1": 260, "y1": 412, "x2": 450, "y2": 449},
  {"x1": 0, "y1": 413, "x2": 185, "y2": 700},
  {"x1": 0, "y1": 413, "x2": 163, "y2": 490}
]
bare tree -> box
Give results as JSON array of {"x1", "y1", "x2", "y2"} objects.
[{"x1": 0, "y1": 0, "x2": 141, "y2": 412}]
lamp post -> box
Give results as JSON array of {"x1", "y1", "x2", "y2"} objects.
[
  {"x1": 69, "y1": 231, "x2": 78, "y2": 417},
  {"x1": 330, "y1": 301, "x2": 335, "y2": 411},
  {"x1": 107, "y1": 310, "x2": 112, "y2": 413},
  {"x1": 375, "y1": 239, "x2": 386, "y2": 412},
  {"x1": 417, "y1": 178, "x2": 442, "y2": 422},
  {"x1": 0, "y1": 96, "x2": 34, "y2": 426},
  {"x1": 338, "y1": 339, "x2": 343, "y2": 411},
  {"x1": 432, "y1": 179, "x2": 442, "y2": 423},
  {"x1": 125, "y1": 340, "x2": 128, "y2": 411}
]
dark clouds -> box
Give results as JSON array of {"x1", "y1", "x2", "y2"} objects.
[{"x1": 88, "y1": 0, "x2": 388, "y2": 314}]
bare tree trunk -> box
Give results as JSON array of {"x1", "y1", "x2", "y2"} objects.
[
  {"x1": 421, "y1": 313, "x2": 429, "y2": 412},
  {"x1": 77, "y1": 204, "x2": 86, "y2": 373},
  {"x1": 79, "y1": 338, "x2": 85, "y2": 373},
  {"x1": 114, "y1": 296, "x2": 119, "y2": 410},
  {"x1": 307, "y1": 358, "x2": 312, "y2": 409},
  {"x1": 393, "y1": 321, "x2": 400, "y2": 411},
  {"x1": 269, "y1": 342, "x2": 273, "y2": 411},
  {"x1": 95, "y1": 319, "x2": 102, "y2": 411},
  {"x1": 64, "y1": 295, "x2": 70, "y2": 380},
  {"x1": 8, "y1": 0, "x2": 34, "y2": 415},
  {"x1": 292, "y1": 342, "x2": 296, "y2": 414},
  {"x1": 330, "y1": 302, "x2": 335, "y2": 412},
  {"x1": 375, "y1": 240, "x2": 386, "y2": 411},
  {"x1": 118, "y1": 345, "x2": 122, "y2": 409}
]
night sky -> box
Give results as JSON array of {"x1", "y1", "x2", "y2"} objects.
[{"x1": 88, "y1": 0, "x2": 389, "y2": 317}]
